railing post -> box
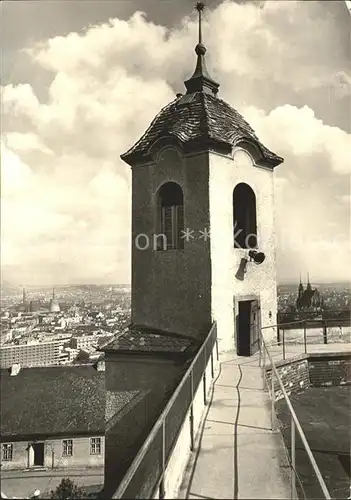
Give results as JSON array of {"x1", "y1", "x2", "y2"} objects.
[
  {"x1": 291, "y1": 416, "x2": 297, "y2": 500},
  {"x1": 303, "y1": 321, "x2": 307, "y2": 354},
  {"x1": 190, "y1": 371, "x2": 194, "y2": 452},
  {"x1": 271, "y1": 370, "x2": 276, "y2": 431},
  {"x1": 282, "y1": 328, "x2": 286, "y2": 360},
  {"x1": 203, "y1": 344, "x2": 207, "y2": 405},
  {"x1": 215, "y1": 336, "x2": 219, "y2": 361},
  {"x1": 159, "y1": 420, "x2": 166, "y2": 499},
  {"x1": 259, "y1": 337, "x2": 262, "y2": 367},
  {"x1": 210, "y1": 351, "x2": 214, "y2": 378}
]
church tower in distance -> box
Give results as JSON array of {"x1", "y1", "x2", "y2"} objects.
[{"x1": 120, "y1": 2, "x2": 284, "y2": 352}]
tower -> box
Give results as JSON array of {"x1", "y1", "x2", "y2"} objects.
[
  {"x1": 49, "y1": 287, "x2": 60, "y2": 313},
  {"x1": 120, "y1": 2, "x2": 283, "y2": 352},
  {"x1": 296, "y1": 274, "x2": 304, "y2": 310},
  {"x1": 306, "y1": 272, "x2": 312, "y2": 291},
  {"x1": 22, "y1": 287, "x2": 27, "y2": 305}
]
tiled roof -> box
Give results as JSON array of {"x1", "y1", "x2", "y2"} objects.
[
  {"x1": 101, "y1": 325, "x2": 195, "y2": 355},
  {"x1": 121, "y1": 91, "x2": 283, "y2": 167},
  {"x1": 0, "y1": 365, "x2": 105, "y2": 438}
]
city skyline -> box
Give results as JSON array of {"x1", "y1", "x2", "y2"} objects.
[{"x1": 2, "y1": 0, "x2": 351, "y2": 285}]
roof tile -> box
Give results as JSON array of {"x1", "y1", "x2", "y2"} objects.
[{"x1": 101, "y1": 325, "x2": 194, "y2": 355}]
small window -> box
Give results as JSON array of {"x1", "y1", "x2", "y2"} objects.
[
  {"x1": 62, "y1": 439, "x2": 73, "y2": 457},
  {"x1": 156, "y1": 182, "x2": 184, "y2": 250},
  {"x1": 90, "y1": 437, "x2": 102, "y2": 455},
  {"x1": 2, "y1": 443, "x2": 13, "y2": 461},
  {"x1": 233, "y1": 183, "x2": 257, "y2": 249}
]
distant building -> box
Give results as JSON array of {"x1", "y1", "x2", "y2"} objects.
[
  {"x1": 70, "y1": 334, "x2": 98, "y2": 350},
  {"x1": 29, "y1": 300, "x2": 41, "y2": 312},
  {"x1": 14, "y1": 287, "x2": 30, "y2": 313},
  {"x1": 63, "y1": 347, "x2": 80, "y2": 363},
  {"x1": 0, "y1": 340, "x2": 64, "y2": 369},
  {"x1": 0, "y1": 364, "x2": 105, "y2": 470},
  {"x1": 49, "y1": 288, "x2": 61, "y2": 313},
  {"x1": 77, "y1": 346, "x2": 102, "y2": 362},
  {"x1": 296, "y1": 275, "x2": 323, "y2": 312}
]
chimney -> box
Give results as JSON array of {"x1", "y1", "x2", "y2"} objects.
[{"x1": 10, "y1": 364, "x2": 21, "y2": 376}]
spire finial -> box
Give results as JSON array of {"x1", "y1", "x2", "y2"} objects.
[
  {"x1": 184, "y1": 2, "x2": 219, "y2": 96},
  {"x1": 195, "y1": 1, "x2": 205, "y2": 45}
]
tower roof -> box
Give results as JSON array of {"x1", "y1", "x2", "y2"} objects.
[
  {"x1": 121, "y1": 92, "x2": 283, "y2": 167},
  {"x1": 121, "y1": 3, "x2": 283, "y2": 169}
]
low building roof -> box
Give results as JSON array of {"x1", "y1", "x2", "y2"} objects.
[
  {"x1": 100, "y1": 325, "x2": 195, "y2": 356},
  {"x1": 1, "y1": 364, "x2": 105, "y2": 439}
]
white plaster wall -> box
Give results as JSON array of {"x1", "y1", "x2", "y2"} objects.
[
  {"x1": 209, "y1": 150, "x2": 278, "y2": 352},
  {"x1": 153, "y1": 348, "x2": 219, "y2": 499}
]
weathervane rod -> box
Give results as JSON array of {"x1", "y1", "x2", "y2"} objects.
[{"x1": 195, "y1": 1, "x2": 205, "y2": 45}]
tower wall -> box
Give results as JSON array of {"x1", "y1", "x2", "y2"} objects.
[
  {"x1": 209, "y1": 150, "x2": 278, "y2": 352},
  {"x1": 131, "y1": 148, "x2": 212, "y2": 339}
]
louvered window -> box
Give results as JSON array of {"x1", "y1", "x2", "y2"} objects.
[{"x1": 157, "y1": 182, "x2": 184, "y2": 250}]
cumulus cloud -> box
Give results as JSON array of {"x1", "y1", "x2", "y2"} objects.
[
  {"x1": 1, "y1": 0, "x2": 350, "y2": 284},
  {"x1": 244, "y1": 104, "x2": 351, "y2": 176}
]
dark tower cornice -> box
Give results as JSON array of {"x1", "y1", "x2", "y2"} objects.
[{"x1": 184, "y1": 2, "x2": 220, "y2": 96}]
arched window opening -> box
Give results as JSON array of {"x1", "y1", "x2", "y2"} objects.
[
  {"x1": 157, "y1": 182, "x2": 184, "y2": 250},
  {"x1": 233, "y1": 183, "x2": 257, "y2": 249}
]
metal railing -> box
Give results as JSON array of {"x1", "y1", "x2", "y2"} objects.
[
  {"x1": 258, "y1": 327, "x2": 331, "y2": 500},
  {"x1": 274, "y1": 318, "x2": 350, "y2": 360},
  {"x1": 277, "y1": 310, "x2": 351, "y2": 325},
  {"x1": 112, "y1": 322, "x2": 218, "y2": 499}
]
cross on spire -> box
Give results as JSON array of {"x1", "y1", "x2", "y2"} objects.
[{"x1": 184, "y1": 2, "x2": 220, "y2": 96}]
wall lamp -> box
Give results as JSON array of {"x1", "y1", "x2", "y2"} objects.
[{"x1": 235, "y1": 249, "x2": 266, "y2": 281}]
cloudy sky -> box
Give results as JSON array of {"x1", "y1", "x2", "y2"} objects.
[{"x1": 1, "y1": 0, "x2": 350, "y2": 286}]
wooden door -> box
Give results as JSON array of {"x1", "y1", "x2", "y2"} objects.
[{"x1": 250, "y1": 300, "x2": 260, "y2": 355}]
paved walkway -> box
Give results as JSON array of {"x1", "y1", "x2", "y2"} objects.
[
  {"x1": 181, "y1": 351, "x2": 291, "y2": 499},
  {"x1": 181, "y1": 343, "x2": 350, "y2": 500}
]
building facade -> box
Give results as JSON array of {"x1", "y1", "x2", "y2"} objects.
[
  {"x1": 70, "y1": 334, "x2": 98, "y2": 350},
  {"x1": 1, "y1": 435, "x2": 104, "y2": 471},
  {"x1": 0, "y1": 340, "x2": 63, "y2": 369},
  {"x1": 0, "y1": 364, "x2": 105, "y2": 471}
]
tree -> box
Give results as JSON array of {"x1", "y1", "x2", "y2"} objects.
[{"x1": 50, "y1": 478, "x2": 84, "y2": 499}]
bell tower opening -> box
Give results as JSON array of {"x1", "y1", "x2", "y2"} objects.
[
  {"x1": 233, "y1": 182, "x2": 257, "y2": 249},
  {"x1": 156, "y1": 182, "x2": 184, "y2": 250}
]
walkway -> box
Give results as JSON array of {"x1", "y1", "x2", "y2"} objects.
[
  {"x1": 180, "y1": 351, "x2": 291, "y2": 499},
  {"x1": 180, "y1": 343, "x2": 350, "y2": 500}
]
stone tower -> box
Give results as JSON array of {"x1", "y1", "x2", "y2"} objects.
[{"x1": 120, "y1": 3, "x2": 283, "y2": 353}]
